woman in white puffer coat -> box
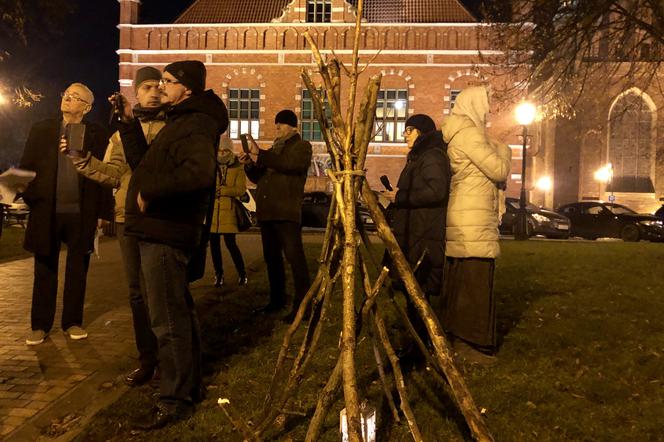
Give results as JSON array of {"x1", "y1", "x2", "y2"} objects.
[{"x1": 440, "y1": 86, "x2": 511, "y2": 360}]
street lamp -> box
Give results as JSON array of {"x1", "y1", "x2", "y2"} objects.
[
  {"x1": 594, "y1": 163, "x2": 613, "y2": 200},
  {"x1": 535, "y1": 176, "x2": 552, "y2": 192},
  {"x1": 514, "y1": 101, "x2": 537, "y2": 240}
]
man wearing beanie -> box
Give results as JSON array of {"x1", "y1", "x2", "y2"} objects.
[
  {"x1": 68, "y1": 66, "x2": 165, "y2": 388},
  {"x1": 387, "y1": 113, "x2": 450, "y2": 344},
  {"x1": 242, "y1": 109, "x2": 312, "y2": 321},
  {"x1": 115, "y1": 60, "x2": 229, "y2": 429}
]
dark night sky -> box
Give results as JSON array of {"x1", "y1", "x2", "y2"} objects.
[
  {"x1": 0, "y1": 0, "x2": 485, "y2": 169},
  {"x1": 0, "y1": 0, "x2": 193, "y2": 169}
]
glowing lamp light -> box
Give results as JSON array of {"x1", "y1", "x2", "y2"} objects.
[
  {"x1": 0, "y1": 92, "x2": 7, "y2": 106},
  {"x1": 594, "y1": 164, "x2": 613, "y2": 183},
  {"x1": 535, "y1": 176, "x2": 553, "y2": 192},
  {"x1": 393, "y1": 100, "x2": 406, "y2": 110},
  {"x1": 515, "y1": 101, "x2": 536, "y2": 126},
  {"x1": 340, "y1": 404, "x2": 376, "y2": 442}
]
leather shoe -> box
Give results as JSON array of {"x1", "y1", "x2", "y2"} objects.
[
  {"x1": 133, "y1": 407, "x2": 185, "y2": 431},
  {"x1": 125, "y1": 366, "x2": 156, "y2": 387},
  {"x1": 238, "y1": 273, "x2": 248, "y2": 286},
  {"x1": 214, "y1": 274, "x2": 224, "y2": 288}
]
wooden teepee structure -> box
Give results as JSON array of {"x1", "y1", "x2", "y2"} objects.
[{"x1": 220, "y1": 2, "x2": 494, "y2": 440}]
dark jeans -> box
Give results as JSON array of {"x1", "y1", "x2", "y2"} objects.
[
  {"x1": 31, "y1": 212, "x2": 91, "y2": 332},
  {"x1": 139, "y1": 241, "x2": 201, "y2": 414},
  {"x1": 116, "y1": 224, "x2": 158, "y2": 368},
  {"x1": 209, "y1": 233, "x2": 245, "y2": 277},
  {"x1": 259, "y1": 221, "x2": 310, "y2": 308}
]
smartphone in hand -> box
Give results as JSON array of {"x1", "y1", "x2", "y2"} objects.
[
  {"x1": 65, "y1": 123, "x2": 86, "y2": 158},
  {"x1": 240, "y1": 134, "x2": 250, "y2": 154}
]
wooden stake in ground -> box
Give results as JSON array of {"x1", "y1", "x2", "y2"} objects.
[{"x1": 219, "y1": 0, "x2": 494, "y2": 440}]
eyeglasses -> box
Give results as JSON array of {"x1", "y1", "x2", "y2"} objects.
[
  {"x1": 159, "y1": 78, "x2": 181, "y2": 86},
  {"x1": 61, "y1": 92, "x2": 90, "y2": 104},
  {"x1": 403, "y1": 126, "x2": 416, "y2": 136}
]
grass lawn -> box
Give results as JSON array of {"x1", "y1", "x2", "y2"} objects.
[
  {"x1": 0, "y1": 226, "x2": 29, "y2": 262},
  {"x1": 73, "y1": 239, "x2": 664, "y2": 441}
]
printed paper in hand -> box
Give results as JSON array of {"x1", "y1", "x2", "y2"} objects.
[{"x1": 0, "y1": 168, "x2": 36, "y2": 204}]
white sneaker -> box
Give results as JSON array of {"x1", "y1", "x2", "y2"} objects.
[
  {"x1": 65, "y1": 326, "x2": 88, "y2": 340},
  {"x1": 26, "y1": 330, "x2": 47, "y2": 346}
]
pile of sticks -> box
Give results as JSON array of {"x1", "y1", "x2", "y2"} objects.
[{"x1": 220, "y1": 2, "x2": 493, "y2": 440}]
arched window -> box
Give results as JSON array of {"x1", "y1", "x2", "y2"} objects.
[{"x1": 608, "y1": 91, "x2": 655, "y2": 193}]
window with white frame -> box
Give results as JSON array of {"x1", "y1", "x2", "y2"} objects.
[
  {"x1": 374, "y1": 89, "x2": 408, "y2": 142},
  {"x1": 301, "y1": 89, "x2": 331, "y2": 142},
  {"x1": 307, "y1": 0, "x2": 332, "y2": 23},
  {"x1": 228, "y1": 88, "x2": 260, "y2": 139}
]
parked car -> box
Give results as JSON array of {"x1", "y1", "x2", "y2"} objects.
[
  {"x1": 556, "y1": 201, "x2": 664, "y2": 242},
  {"x1": 300, "y1": 191, "x2": 377, "y2": 230},
  {"x1": 500, "y1": 197, "x2": 571, "y2": 239}
]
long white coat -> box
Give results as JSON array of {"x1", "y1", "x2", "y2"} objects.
[{"x1": 441, "y1": 87, "x2": 512, "y2": 258}]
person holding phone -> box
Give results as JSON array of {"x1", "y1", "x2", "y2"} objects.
[
  {"x1": 65, "y1": 67, "x2": 166, "y2": 387},
  {"x1": 209, "y1": 136, "x2": 247, "y2": 288},
  {"x1": 19, "y1": 83, "x2": 112, "y2": 345},
  {"x1": 240, "y1": 110, "x2": 312, "y2": 321}
]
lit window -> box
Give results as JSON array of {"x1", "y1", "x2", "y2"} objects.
[
  {"x1": 374, "y1": 89, "x2": 408, "y2": 143},
  {"x1": 301, "y1": 89, "x2": 331, "y2": 142},
  {"x1": 307, "y1": 0, "x2": 331, "y2": 23},
  {"x1": 228, "y1": 88, "x2": 260, "y2": 139}
]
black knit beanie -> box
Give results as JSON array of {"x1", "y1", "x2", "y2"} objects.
[
  {"x1": 405, "y1": 114, "x2": 436, "y2": 135},
  {"x1": 163, "y1": 60, "x2": 206, "y2": 94},
  {"x1": 274, "y1": 109, "x2": 298, "y2": 128},
  {"x1": 134, "y1": 67, "x2": 161, "y2": 91}
]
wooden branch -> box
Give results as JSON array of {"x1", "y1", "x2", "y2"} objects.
[
  {"x1": 372, "y1": 336, "x2": 401, "y2": 423},
  {"x1": 373, "y1": 307, "x2": 423, "y2": 441},
  {"x1": 305, "y1": 356, "x2": 344, "y2": 442},
  {"x1": 353, "y1": 75, "x2": 382, "y2": 174},
  {"x1": 361, "y1": 182, "x2": 494, "y2": 442},
  {"x1": 218, "y1": 398, "x2": 260, "y2": 442}
]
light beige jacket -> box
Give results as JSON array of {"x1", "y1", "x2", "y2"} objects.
[
  {"x1": 441, "y1": 86, "x2": 512, "y2": 258},
  {"x1": 75, "y1": 119, "x2": 165, "y2": 223}
]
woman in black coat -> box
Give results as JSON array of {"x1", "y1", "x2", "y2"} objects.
[{"x1": 390, "y1": 114, "x2": 451, "y2": 302}]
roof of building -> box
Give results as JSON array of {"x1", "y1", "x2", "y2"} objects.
[{"x1": 175, "y1": 0, "x2": 477, "y2": 24}]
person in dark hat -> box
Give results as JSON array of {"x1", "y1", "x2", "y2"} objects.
[
  {"x1": 67, "y1": 66, "x2": 166, "y2": 387},
  {"x1": 386, "y1": 113, "x2": 451, "y2": 350},
  {"x1": 241, "y1": 109, "x2": 312, "y2": 321},
  {"x1": 112, "y1": 59, "x2": 229, "y2": 429}
]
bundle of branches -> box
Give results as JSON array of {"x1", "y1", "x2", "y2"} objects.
[
  {"x1": 480, "y1": 0, "x2": 664, "y2": 118},
  {"x1": 219, "y1": 1, "x2": 493, "y2": 440}
]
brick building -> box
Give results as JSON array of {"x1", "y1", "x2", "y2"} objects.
[
  {"x1": 117, "y1": 0, "x2": 532, "y2": 196},
  {"x1": 117, "y1": 0, "x2": 664, "y2": 213}
]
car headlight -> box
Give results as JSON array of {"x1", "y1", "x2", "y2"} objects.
[
  {"x1": 640, "y1": 220, "x2": 663, "y2": 227},
  {"x1": 531, "y1": 213, "x2": 549, "y2": 223}
]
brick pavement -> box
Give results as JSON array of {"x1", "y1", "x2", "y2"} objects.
[{"x1": 0, "y1": 231, "x2": 281, "y2": 440}]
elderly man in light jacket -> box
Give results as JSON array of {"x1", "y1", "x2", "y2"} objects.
[{"x1": 440, "y1": 86, "x2": 512, "y2": 364}]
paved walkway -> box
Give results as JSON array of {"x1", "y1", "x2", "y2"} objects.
[{"x1": 0, "y1": 231, "x2": 273, "y2": 441}]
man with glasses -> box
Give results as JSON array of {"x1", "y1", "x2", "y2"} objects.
[
  {"x1": 19, "y1": 83, "x2": 112, "y2": 345},
  {"x1": 114, "y1": 60, "x2": 228, "y2": 429},
  {"x1": 67, "y1": 67, "x2": 165, "y2": 387}
]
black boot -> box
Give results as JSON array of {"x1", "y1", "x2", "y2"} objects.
[
  {"x1": 214, "y1": 273, "x2": 224, "y2": 288},
  {"x1": 238, "y1": 272, "x2": 248, "y2": 286}
]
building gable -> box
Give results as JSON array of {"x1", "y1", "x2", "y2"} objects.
[{"x1": 175, "y1": 0, "x2": 477, "y2": 24}]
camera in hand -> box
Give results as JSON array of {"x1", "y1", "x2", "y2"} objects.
[
  {"x1": 109, "y1": 92, "x2": 122, "y2": 125},
  {"x1": 64, "y1": 123, "x2": 86, "y2": 158}
]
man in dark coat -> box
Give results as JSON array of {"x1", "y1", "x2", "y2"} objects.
[
  {"x1": 242, "y1": 110, "x2": 312, "y2": 319},
  {"x1": 388, "y1": 114, "x2": 450, "y2": 340},
  {"x1": 20, "y1": 82, "x2": 112, "y2": 346},
  {"x1": 116, "y1": 60, "x2": 228, "y2": 430}
]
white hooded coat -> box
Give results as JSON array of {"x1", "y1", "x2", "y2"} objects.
[{"x1": 441, "y1": 86, "x2": 512, "y2": 258}]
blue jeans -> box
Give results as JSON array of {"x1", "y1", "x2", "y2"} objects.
[
  {"x1": 116, "y1": 224, "x2": 157, "y2": 368},
  {"x1": 139, "y1": 241, "x2": 201, "y2": 414}
]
